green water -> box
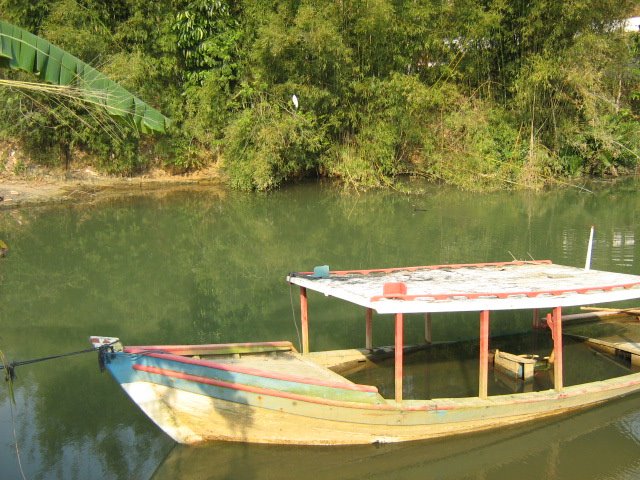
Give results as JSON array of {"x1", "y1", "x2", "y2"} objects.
[{"x1": 1, "y1": 179, "x2": 640, "y2": 479}]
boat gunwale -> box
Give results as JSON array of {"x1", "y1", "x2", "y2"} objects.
[
  {"x1": 124, "y1": 340, "x2": 295, "y2": 355},
  {"x1": 123, "y1": 350, "x2": 380, "y2": 394}
]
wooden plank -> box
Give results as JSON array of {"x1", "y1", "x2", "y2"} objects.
[
  {"x1": 307, "y1": 344, "x2": 432, "y2": 375},
  {"x1": 563, "y1": 310, "x2": 639, "y2": 324},
  {"x1": 194, "y1": 351, "x2": 362, "y2": 387},
  {"x1": 581, "y1": 306, "x2": 640, "y2": 315},
  {"x1": 492, "y1": 350, "x2": 537, "y2": 381},
  {"x1": 565, "y1": 335, "x2": 640, "y2": 357}
]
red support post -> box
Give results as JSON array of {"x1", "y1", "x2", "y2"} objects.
[
  {"x1": 479, "y1": 310, "x2": 490, "y2": 399},
  {"x1": 553, "y1": 306, "x2": 563, "y2": 391},
  {"x1": 395, "y1": 313, "x2": 404, "y2": 403},
  {"x1": 365, "y1": 308, "x2": 373, "y2": 350},
  {"x1": 300, "y1": 287, "x2": 309, "y2": 354}
]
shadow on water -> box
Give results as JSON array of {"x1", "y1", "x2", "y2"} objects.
[{"x1": 150, "y1": 392, "x2": 640, "y2": 480}]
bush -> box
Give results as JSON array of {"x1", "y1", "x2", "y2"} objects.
[{"x1": 223, "y1": 101, "x2": 327, "y2": 190}]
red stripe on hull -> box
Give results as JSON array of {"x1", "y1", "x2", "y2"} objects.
[
  {"x1": 132, "y1": 364, "x2": 414, "y2": 411},
  {"x1": 129, "y1": 352, "x2": 379, "y2": 393}
]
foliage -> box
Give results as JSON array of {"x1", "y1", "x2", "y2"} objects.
[
  {"x1": 0, "y1": 0, "x2": 639, "y2": 188},
  {"x1": 224, "y1": 99, "x2": 327, "y2": 190},
  {"x1": 0, "y1": 19, "x2": 170, "y2": 133}
]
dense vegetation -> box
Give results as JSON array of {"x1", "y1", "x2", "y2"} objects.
[{"x1": 0, "y1": 0, "x2": 639, "y2": 190}]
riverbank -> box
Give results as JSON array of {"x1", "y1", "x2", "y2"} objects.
[{"x1": 0, "y1": 164, "x2": 224, "y2": 208}]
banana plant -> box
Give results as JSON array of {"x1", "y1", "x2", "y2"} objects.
[{"x1": 0, "y1": 20, "x2": 170, "y2": 134}]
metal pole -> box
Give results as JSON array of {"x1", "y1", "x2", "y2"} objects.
[
  {"x1": 300, "y1": 287, "x2": 309, "y2": 354},
  {"x1": 585, "y1": 226, "x2": 595, "y2": 271},
  {"x1": 479, "y1": 310, "x2": 490, "y2": 399},
  {"x1": 395, "y1": 313, "x2": 404, "y2": 403}
]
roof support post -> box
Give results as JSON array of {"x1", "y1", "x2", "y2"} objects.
[
  {"x1": 395, "y1": 312, "x2": 404, "y2": 403},
  {"x1": 479, "y1": 310, "x2": 490, "y2": 399},
  {"x1": 552, "y1": 306, "x2": 563, "y2": 391},
  {"x1": 365, "y1": 308, "x2": 373, "y2": 350},
  {"x1": 532, "y1": 308, "x2": 543, "y2": 329},
  {"x1": 300, "y1": 287, "x2": 309, "y2": 354},
  {"x1": 425, "y1": 313, "x2": 432, "y2": 344}
]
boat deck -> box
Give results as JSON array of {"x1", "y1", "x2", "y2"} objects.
[{"x1": 203, "y1": 350, "x2": 363, "y2": 387}]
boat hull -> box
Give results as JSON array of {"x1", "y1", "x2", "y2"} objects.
[{"x1": 106, "y1": 352, "x2": 640, "y2": 445}]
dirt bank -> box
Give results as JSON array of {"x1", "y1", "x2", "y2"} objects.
[
  {"x1": 0, "y1": 164, "x2": 225, "y2": 208},
  {"x1": 0, "y1": 139, "x2": 227, "y2": 207}
]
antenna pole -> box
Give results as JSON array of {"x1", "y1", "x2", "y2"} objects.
[{"x1": 585, "y1": 225, "x2": 595, "y2": 271}]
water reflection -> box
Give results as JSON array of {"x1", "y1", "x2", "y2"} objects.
[
  {"x1": 347, "y1": 333, "x2": 631, "y2": 400},
  {"x1": 152, "y1": 393, "x2": 640, "y2": 480},
  {"x1": 1, "y1": 178, "x2": 640, "y2": 478},
  {"x1": 611, "y1": 230, "x2": 636, "y2": 268},
  {"x1": 618, "y1": 410, "x2": 640, "y2": 445}
]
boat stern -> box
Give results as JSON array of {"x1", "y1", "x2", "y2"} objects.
[{"x1": 89, "y1": 336, "x2": 123, "y2": 351}]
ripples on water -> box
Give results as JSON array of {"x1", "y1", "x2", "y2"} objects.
[{"x1": 2, "y1": 179, "x2": 640, "y2": 479}]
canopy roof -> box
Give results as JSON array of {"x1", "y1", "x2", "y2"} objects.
[{"x1": 287, "y1": 261, "x2": 640, "y2": 314}]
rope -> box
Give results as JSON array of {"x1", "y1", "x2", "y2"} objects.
[
  {"x1": 1, "y1": 343, "x2": 116, "y2": 380},
  {"x1": 289, "y1": 283, "x2": 302, "y2": 352}
]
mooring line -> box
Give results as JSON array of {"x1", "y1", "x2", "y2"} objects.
[
  {"x1": 0, "y1": 344, "x2": 114, "y2": 380},
  {"x1": 289, "y1": 283, "x2": 302, "y2": 352}
]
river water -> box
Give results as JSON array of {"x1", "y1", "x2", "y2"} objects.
[{"x1": 1, "y1": 179, "x2": 640, "y2": 479}]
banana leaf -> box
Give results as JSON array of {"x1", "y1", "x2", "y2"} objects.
[{"x1": 0, "y1": 20, "x2": 170, "y2": 134}]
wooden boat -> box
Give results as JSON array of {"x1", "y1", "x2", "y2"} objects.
[{"x1": 92, "y1": 260, "x2": 640, "y2": 445}]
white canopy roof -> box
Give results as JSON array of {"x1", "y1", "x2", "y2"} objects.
[{"x1": 287, "y1": 261, "x2": 640, "y2": 314}]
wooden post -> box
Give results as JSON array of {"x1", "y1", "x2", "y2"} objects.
[
  {"x1": 532, "y1": 308, "x2": 540, "y2": 329},
  {"x1": 365, "y1": 308, "x2": 373, "y2": 350},
  {"x1": 553, "y1": 306, "x2": 563, "y2": 391},
  {"x1": 424, "y1": 313, "x2": 432, "y2": 344},
  {"x1": 300, "y1": 287, "x2": 309, "y2": 354},
  {"x1": 395, "y1": 313, "x2": 404, "y2": 403},
  {"x1": 479, "y1": 310, "x2": 490, "y2": 399}
]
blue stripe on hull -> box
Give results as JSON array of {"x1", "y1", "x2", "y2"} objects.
[{"x1": 105, "y1": 352, "x2": 384, "y2": 405}]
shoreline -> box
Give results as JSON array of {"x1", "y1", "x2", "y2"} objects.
[
  {"x1": 0, "y1": 166, "x2": 225, "y2": 208},
  {"x1": 0, "y1": 162, "x2": 636, "y2": 209}
]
